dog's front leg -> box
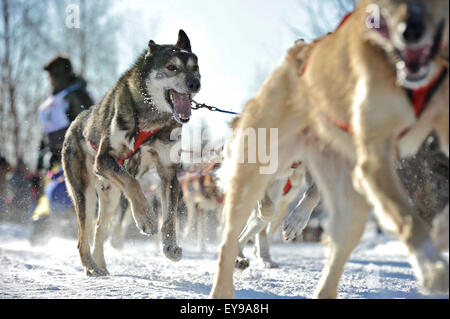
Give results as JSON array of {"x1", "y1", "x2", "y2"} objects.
[
  {"x1": 94, "y1": 138, "x2": 158, "y2": 236},
  {"x1": 352, "y1": 101, "x2": 449, "y2": 294},
  {"x1": 157, "y1": 163, "x2": 182, "y2": 262}
]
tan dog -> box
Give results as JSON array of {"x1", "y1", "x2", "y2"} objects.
[{"x1": 210, "y1": 0, "x2": 448, "y2": 299}]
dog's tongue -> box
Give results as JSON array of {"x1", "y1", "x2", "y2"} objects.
[
  {"x1": 171, "y1": 91, "x2": 191, "y2": 119},
  {"x1": 405, "y1": 47, "x2": 430, "y2": 73}
]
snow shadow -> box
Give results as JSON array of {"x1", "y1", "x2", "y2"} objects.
[{"x1": 348, "y1": 259, "x2": 411, "y2": 269}]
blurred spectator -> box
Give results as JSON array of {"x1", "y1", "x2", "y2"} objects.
[
  {"x1": 32, "y1": 56, "x2": 94, "y2": 226},
  {"x1": 37, "y1": 56, "x2": 94, "y2": 170}
]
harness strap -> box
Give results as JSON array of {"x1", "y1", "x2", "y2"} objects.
[
  {"x1": 88, "y1": 126, "x2": 161, "y2": 166},
  {"x1": 291, "y1": 162, "x2": 302, "y2": 169},
  {"x1": 282, "y1": 162, "x2": 303, "y2": 195},
  {"x1": 405, "y1": 67, "x2": 448, "y2": 118},
  {"x1": 283, "y1": 178, "x2": 292, "y2": 196}
]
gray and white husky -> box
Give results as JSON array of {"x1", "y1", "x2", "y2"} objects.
[{"x1": 62, "y1": 30, "x2": 201, "y2": 276}]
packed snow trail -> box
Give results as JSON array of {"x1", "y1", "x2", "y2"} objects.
[{"x1": 0, "y1": 222, "x2": 447, "y2": 299}]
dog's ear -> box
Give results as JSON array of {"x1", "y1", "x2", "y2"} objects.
[
  {"x1": 147, "y1": 40, "x2": 158, "y2": 56},
  {"x1": 176, "y1": 29, "x2": 191, "y2": 52}
]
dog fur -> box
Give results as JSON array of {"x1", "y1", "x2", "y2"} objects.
[
  {"x1": 235, "y1": 163, "x2": 310, "y2": 270},
  {"x1": 62, "y1": 30, "x2": 201, "y2": 276},
  {"x1": 210, "y1": 0, "x2": 449, "y2": 298}
]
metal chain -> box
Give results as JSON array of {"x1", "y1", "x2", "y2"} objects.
[{"x1": 191, "y1": 100, "x2": 239, "y2": 115}]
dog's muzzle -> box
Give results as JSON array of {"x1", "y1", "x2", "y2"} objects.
[
  {"x1": 372, "y1": 6, "x2": 446, "y2": 89},
  {"x1": 394, "y1": 18, "x2": 445, "y2": 88},
  {"x1": 166, "y1": 89, "x2": 192, "y2": 124}
]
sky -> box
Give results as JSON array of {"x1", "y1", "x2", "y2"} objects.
[{"x1": 112, "y1": 0, "x2": 348, "y2": 146}]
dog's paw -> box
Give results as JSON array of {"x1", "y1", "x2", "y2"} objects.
[
  {"x1": 163, "y1": 241, "x2": 183, "y2": 262},
  {"x1": 283, "y1": 210, "x2": 308, "y2": 241},
  {"x1": 131, "y1": 203, "x2": 158, "y2": 236},
  {"x1": 431, "y1": 207, "x2": 449, "y2": 251},
  {"x1": 419, "y1": 259, "x2": 449, "y2": 295},
  {"x1": 282, "y1": 219, "x2": 298, "y2": 241},
  {"x1": 260, "y1": 260, "x2": 279, "y2": 269},
  {"x1": 235, "y1": 257, "x2": 250, "y2": 270},
  {"x1": 209, "y1": 286, "x2": 235, "y2": 299},
  {"x1": 85, "y1": 265, "x2": 109, "y2": 277},
  {"x1": 411, "y1": 241, "x2": 449, "y2": 295}
]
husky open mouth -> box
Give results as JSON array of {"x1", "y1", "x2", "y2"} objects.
[{"x1": 166, "y1": 89, "x2": 192, "y2": 124}]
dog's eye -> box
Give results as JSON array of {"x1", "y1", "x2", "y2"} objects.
[
  {"x1": 167, "y1": 65, "x2": 177, "y2": 72},
  {"x1": 192, "y1": 65, "x2": 199, "y2": 72}
]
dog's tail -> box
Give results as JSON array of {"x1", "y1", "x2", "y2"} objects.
[
  {"x1": 61, "y1": 123, "x2": 92, "y2": 251},
  {"x1": 62, "y1": 128, "x2": 85, "y2": 200}
]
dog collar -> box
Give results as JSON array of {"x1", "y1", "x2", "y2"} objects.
[
  {"x1": 404, "y1": 67, "x2": 448, "y2": 118},
  {"x1": 88, "y1": 126, "x2": 162, "y2": 166}
]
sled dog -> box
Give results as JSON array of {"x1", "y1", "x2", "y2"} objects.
[
  {"x1": 62, "y1": 30, "x2": 201, "y2": 276},
  {"x1": 210, "y1": 0, "x2": 449, "y2": 298}
]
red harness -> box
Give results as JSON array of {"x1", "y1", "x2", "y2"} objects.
[
  {"x1": 405, "y1": 68, "x2": 448, "y2": 118},
  {"x1": 89, "y1": 126, "x2": 161, "y2": 166},
  {"x1": 283, "y1": 179, "x2": 293, "y2": 196},
  {"x1": 282, "y1": 162, "x2": 303, "y2": 196}
]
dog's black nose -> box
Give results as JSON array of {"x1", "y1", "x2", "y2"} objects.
[
  {"x1": 403, "y1": 14, "x2": 426, "y2": 44},
  {"x1": 187, "y1": 78, "x2": 201, "y2": 93}
]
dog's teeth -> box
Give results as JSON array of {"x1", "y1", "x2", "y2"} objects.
[{"x1": 396, "y1": 60, "x2": 406, "y2": 70}]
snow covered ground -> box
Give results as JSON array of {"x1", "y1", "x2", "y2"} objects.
[{"x1": 0, "y1": 221, "x2": 448, "y2": 299}]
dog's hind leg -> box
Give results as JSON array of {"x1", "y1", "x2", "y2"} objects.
[
  {"x1": 257, "y1": 182, "x2": 304, "y2": 269},
  {"x1": 91, "y1": 181, "x2": 122, "y2": 274},
  {"x1": 237, "y1": 178, "x2": 285, "y2": 269},
  {"x1": 62, "y1": 134, "x2": 105, "y2": 276},
  {"x1": 157, "y1": 164, "x2": 182, "y2": 261},
  {"x1": 110, "y1": 194, "x2": 132, "y2": 250},
  {"x1": 75, "y1": 185, "x2": 103, "y2": 276},
  {"x1": 255, "y1": 228, "x2": 279, "y2": 269},
  {"x1": 210, "y1": 163, "x2": 273, "y2": 298},
  {"x1": 308, "y1": 149, "x2": 369, "y2": 299},
  {"x1": 236, "y1": 209, "x2": 268, "y2": 270}
]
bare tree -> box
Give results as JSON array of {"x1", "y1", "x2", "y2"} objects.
[
  {"x1": 0, "y1": 0, "x2": 48, "y2": 165},
  {"x1": 290, "y1": 0, "x2": 357, "y2": 40},
  {"x1": 0, "y1": 0, "x2": 122, "y2": 167},
  {"x1": 38, "y1": 0, "x2": 121, "y2": 100}
]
